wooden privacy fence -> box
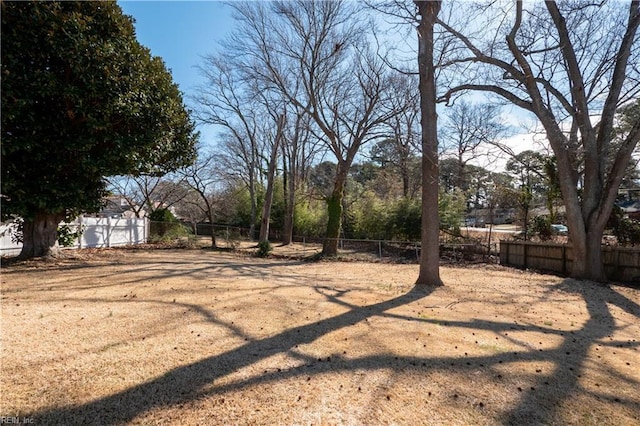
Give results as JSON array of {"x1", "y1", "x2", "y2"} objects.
[{"x1": 500, "y1": 241, "x2": 640, "y2": 282}]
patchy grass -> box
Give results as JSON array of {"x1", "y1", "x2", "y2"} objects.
[{"x1": 1, "y1": 247, "x2": 639, "y2": 425}]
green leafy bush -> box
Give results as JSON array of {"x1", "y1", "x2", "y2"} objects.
[
  {"x1": 4, "y1": 218, "x2": 24, "y2": 244},
  {"x1": 149, "y1": 208, "x2": 187, "y2": 241},
  {"x1": 256, "y1": 240, "x2": 273, "y2": 257},
  {"x1": 388, "y1": 198, "x2": 421, "y2": 241},
  {"x1": 529, "y1": 215, "x2": 553, "y2": 241},
  {"x1": 439, "y1": 188, "x2": 466, "y2": 234},
  {"x1": 608, "y1": 206, "x2": 640, "y2": 246},
  {"x1": 615, "y1": 219, "x2": 640, "y2": 246},
  {"x1": 293, "y1": 200, "x2": 326, "y2": 238},
  {"x1": 149, "y1": 208, "x2": 178, "y2": 223},
  {"x1": 346, "y1": 191, "x2": 391, "y2": 239},
  {"x1": 57, "y1": 224, "x2": 83, "y2": 247}
]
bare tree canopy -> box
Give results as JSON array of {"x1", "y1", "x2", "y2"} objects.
[
  {"x1": 106, "y1": 175, "x2": 188, "y2": 218},
  {"x1": 440, "y1": 101, "x2": 508, "y2": 191},
  {"x1": 220, "y1": 0, "x2": 403, "y2": 256},
  {"x1": 436, "y1": 0, "x2": 640, "y2": 281},
  {"x1": 103, "y1": 0, "x2": 640, "y2": 285},
  {"x1": 193, "y1": 56, "x2": 265, "y2": 238},
  {"x1": 178, "y1": 151, "x2": 227, "y2": 248}
]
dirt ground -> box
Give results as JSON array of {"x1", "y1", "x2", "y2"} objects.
[{"x1": 1, "y1": 244, "x2": 639, "y2": 425}]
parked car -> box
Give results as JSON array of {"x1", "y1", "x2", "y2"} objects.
[
  {"x1": 463, "y1": 217, "x2": 485, "y2": 228},
  {"x1": 551, "y1": 224, "x2": 568, "y2": 234}
]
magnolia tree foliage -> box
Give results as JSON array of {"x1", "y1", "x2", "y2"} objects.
[{"x1": 1, "y1": 1, "x2": 197, "y2": 258}]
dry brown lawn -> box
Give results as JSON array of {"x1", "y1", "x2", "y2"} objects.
[{"x1": 1, "y1": 244, "x2": 639, "y2": 425}]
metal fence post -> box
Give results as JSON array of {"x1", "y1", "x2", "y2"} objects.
[
  {"x1": 106, "y1": 216, "x2": 112, "y2": 248},
  {"x1": 505, "y1": 241, "x2": 509, "y2": 265},
  {"x1": 78, "y1": 216, "x2": 83, "y2": 249}
]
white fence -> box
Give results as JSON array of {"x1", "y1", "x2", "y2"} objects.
[{"x1": 0, "y1": 217, "x2": 149, "y2": 256}]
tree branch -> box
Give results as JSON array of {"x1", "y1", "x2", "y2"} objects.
[
  {"x1": 437, "y1": 84, "x2": 534, "y2": 112},
  {"x1": 546, "y1": 1, "x2": 594, "y2": 139},
  {"x1": 595, "y1": 1, "x2": 640, "y2": 154},
  {"x1": 598, "y1": 117, "x2": 640, "y2": 228}
]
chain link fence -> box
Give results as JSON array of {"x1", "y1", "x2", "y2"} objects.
[{"x1": 146, "y1": 221, "x2": 500, "y2": 262}]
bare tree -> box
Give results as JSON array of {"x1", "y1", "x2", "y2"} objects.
[
  {"x1": 106, "y1": 174, "x2": 187, "y2": 218},
  {"x1": 193, "y1": 57, "x2": 263, "y2": 239},
  {"x1": 415, "y1": 0, "x2": 443, "y2": 287},
  {"x1": 368, "y1": 0, "x2": 444, "y2": 285},
  {"x1": 440, "y1": 101, "x2": 507, "y2": 191},
  {"x1": 280, "y1": 105, "x2": 320, "y2": 245},
  {"x1": 437, "y1": 1, "x2": 640, "y2": 281},
  {"x1": 505, "y1": 150, "x2": 546, "y2": 239},
  {"x1": 173, "y1": 189, "x2": 208, "y2": 235},
  {"x1": 258, "y1": 113, "x2": 286, "y2": 244},
  {"x1": 197, "y1": 38, "x2": 320, "y2": 244},
  {"x1": 228, "y1": 0, "x2": 398, "y2": 256},
  {"x1": 374, "y1": 73, "x2": 421, "y2": 198},
  {"x1": 179, "y1": 152, "x2": 224, "y2": 248}
]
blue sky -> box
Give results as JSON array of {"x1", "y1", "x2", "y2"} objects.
[
  {"x1": 118, "y1": 1, "x2": 235, "y2": 144},
  {"x1": 117, "y1": 1, "x2": 536, "y2": 167}
]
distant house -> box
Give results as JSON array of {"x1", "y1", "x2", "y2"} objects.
[
  {"x1": 95, "y1": 196, "x2": 182, "y2": 219},
  {"x1": 468, "y1": 207, "x2": 516, "y2": 226},
  {"x1": 96, "y1": 196, "x2": 144, "y2": 219},
  {"x1": 616, "y1": 187, "x2": 640, "y2": 220},
  {"x1": 618, "y1": 187, "x2": 640, "y2": 202},
  {"x1": 618, "y1": 199, "x2": 640, "y2": 220}
]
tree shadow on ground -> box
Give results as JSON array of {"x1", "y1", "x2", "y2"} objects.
[
  {"x1": 26, "y1": 274, "x2": 640, "y2": 424},
  {"x1": 502, "y1": 279, "x2": 640, "y2": 423},
  {"x1": 2, "y1": 252, "x2": 311, "y2": 293},
  {"x1": 29, "y1": 285, "x2": 434, "y2": 424}
]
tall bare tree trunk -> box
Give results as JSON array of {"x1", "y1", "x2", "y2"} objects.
[
  {"x1": 401, "y1": 157, "x2": 410, "y2": 198},
  {"x1": 210, "y1": 232, "x2": 217, "y2": 249},
  {"x1": 571, "y1": 221, "x2": 606, "y2": 281},
  {"x1": 259, "y1": 115, "x2": 285, "y2": 243},
  {"x1": 208, "y1": 212, "x2": 217, "y2": 249},
  {"x1": 322, "y1": 162, "x2": 348, "y2": 257},
  {"x1": 248, "y1": 170, "x2": 257, "y2": 241},
  {"x1": 281, "y1": 161, "x2": 295, "y2": 245},
  {"x1": 20, "y1": 212, "x2": 64, "y2": 259},
  {"x1": 415, "y1": 0, "x2": 443, "y2": 287}
]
